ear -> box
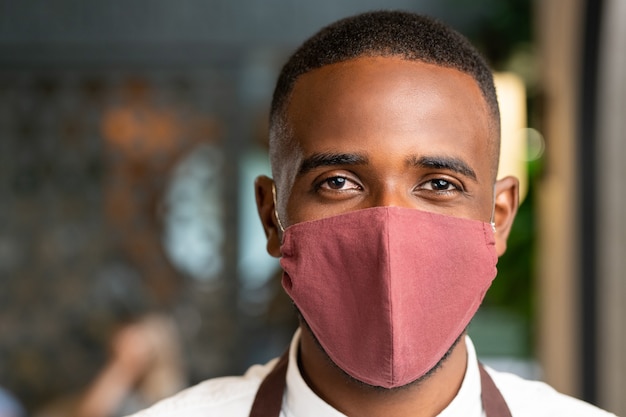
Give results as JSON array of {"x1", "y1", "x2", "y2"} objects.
[
  {"x1": 254, "y1": 175, "x2": 282, "y2": 257},
  {"x1": 493, "y1": 176, "x2": 519, "y2": 256}
]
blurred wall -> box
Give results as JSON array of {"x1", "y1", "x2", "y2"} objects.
[
  {"x1": 596, "y1": 0, "x2": 626, "y2": 414},
  {"x1": 535, "y1": 0, "x2": 584, "y2": 398},
  {"x1": 537, "y1": 0, "x2": 626, "y2": 414}
]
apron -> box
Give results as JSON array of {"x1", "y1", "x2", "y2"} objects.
[{"x1": 248, "y1": 350, "x2": 513, "y2": 417}]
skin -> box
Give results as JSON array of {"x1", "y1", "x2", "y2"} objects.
[{"x1": 256, "y1": 56, "x2": 519, "y2": 417}]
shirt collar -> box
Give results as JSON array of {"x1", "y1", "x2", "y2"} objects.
[
  {"x1": 283, "y1": 329, "x2": 483, "y2": 417},
  {"x1": 284, "y1": 328, "x2": 345, "y2": 417},
  {"x1": 438, "y1": 335, "x2": 484, "y2": 417}
]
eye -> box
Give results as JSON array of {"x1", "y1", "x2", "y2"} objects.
[
  {"x1": 317, "y1": 175, "x2": 361, "y2": 191},
  {"x1": 417, "y1": 178, "x2": 462, "y2": 194},
  {"x1": 427, "y1": 179, "x2": 457, "y2": 191}
]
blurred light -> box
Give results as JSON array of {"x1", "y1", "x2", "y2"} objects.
[
  {"x1": 163, "y1": 144, "x2": 224, "y2": 282},
  {"x1": 495, "y1": 72, "x2": 529, "y2": 202},
  {"x1": 522, "y1": 127, "x2": 545, "y2": 162}
]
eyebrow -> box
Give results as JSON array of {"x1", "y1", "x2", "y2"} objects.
[
  {"x1": 298, "y1": 152, "x2": 369, "y2": 175},
  {"x1": 408, "y1": 155, "x2": 477, "y2": 180}
]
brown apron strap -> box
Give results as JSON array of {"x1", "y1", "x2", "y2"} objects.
[
  {"x1": 248, "y1": 350, "x2": 289, "y2": 417},
  {"x1": 249, "y1": 351, "x2": 513, "y2": 417},
  {"x1": 479, "y1": 362, "x2": 513, "y2": 417}
]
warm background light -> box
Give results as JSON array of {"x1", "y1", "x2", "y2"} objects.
[{"x1": 495, "y1": 72, "x2": 528, "y2": 202}]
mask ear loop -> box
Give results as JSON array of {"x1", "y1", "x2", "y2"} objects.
[
  {"x1": 490, "y1": 185, "x2": 497, "y2": 233},
  {"x1": 272, "y1": 183, "x2": 286, "y2": 234}
]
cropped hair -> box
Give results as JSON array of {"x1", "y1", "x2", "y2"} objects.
[{"x1": 269, "y1": 10, "x2": 501, "y2": 178}]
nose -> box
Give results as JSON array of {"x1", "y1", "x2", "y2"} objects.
[{"x1": 370, "y1": 183, "x2": 414, "y2": 209}]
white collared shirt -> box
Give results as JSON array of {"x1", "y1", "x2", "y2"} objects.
[{"x1": 127, "y1": 329, "x2": 616, "y2": 417}]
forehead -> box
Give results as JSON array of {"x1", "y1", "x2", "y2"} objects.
[
  {"x1": 278, "y1": 56, "x2": 494, "y2": 182},
  {"x1": 287, "y1": 56, "x2": 491, "y2": 134}
]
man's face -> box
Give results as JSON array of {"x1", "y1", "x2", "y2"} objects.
[
  {"x1": 282, "y1": 56, "x2": 494, "y2": 224},
  {"x1": 253, "y1": 54, "x2": 519, "y2": 391}
]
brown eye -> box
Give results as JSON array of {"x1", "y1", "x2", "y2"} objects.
[
  {"x1": 418, "y1": 178, "x2": 462, "y2": 194},
  {"x1": 326, "y1": 177, "x2": 347, "y2": 189},
  {"x1": 431, "y1": 179, "x2": 454, "y2": 191},
  {"x1": 316, "y1": 175, "x2": 362, "y2": 193}
]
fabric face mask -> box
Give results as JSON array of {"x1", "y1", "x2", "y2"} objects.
[{"x1": 278, "y1": 206, "x2": 497, "y2": 389}]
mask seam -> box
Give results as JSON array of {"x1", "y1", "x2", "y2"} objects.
[
  {"x1": 385, "y1": 207, "x2": 394, "y2": 386},
  {"x1": 483, "y1": 222, "x2": 497, "y2": 266}
]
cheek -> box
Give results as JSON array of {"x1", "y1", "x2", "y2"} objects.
[
  {"x1": 477, "y1": 188, "x2": 496, "y2": 222},
  {"x1": 448, "y1": 182, "x2": 494, "y2": 223},
  {"x1": 285, "y1": 197, "x2": 328, "y2": 225},
  {"x1": 286, "y1": 190, "x2": 359, "y2": 225},
  {"x1": 285, "y1": 184, "x2": 321, "y2": 226}
]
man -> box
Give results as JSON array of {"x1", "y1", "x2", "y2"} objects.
[{"x1": 129, "y1": 11, "x2": 615, "y2": 417}]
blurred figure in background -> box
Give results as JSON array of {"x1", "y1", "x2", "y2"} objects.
[
  {"x1": 35, "y1": 313, "x2": 185, "y2": 417},
  {"x1": 74, "y1": 313, "x2": 186, "y2": 417}
]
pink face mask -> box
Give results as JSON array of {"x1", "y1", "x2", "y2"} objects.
[{"x1": 278, "y1": 206, "x2": 497, "y2": 389}]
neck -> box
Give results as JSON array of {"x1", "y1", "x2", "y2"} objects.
[{"x1": 298, "y1": 325, "x2": 468, "y2": 417}]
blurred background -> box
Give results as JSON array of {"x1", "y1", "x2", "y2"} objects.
[{"x1": 0, "y1": 0, "x2": 624, "y2": 416}]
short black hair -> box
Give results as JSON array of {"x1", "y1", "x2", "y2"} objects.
[{"x1": 269, "y1": 10, "x2": 501, "y2": 179}]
